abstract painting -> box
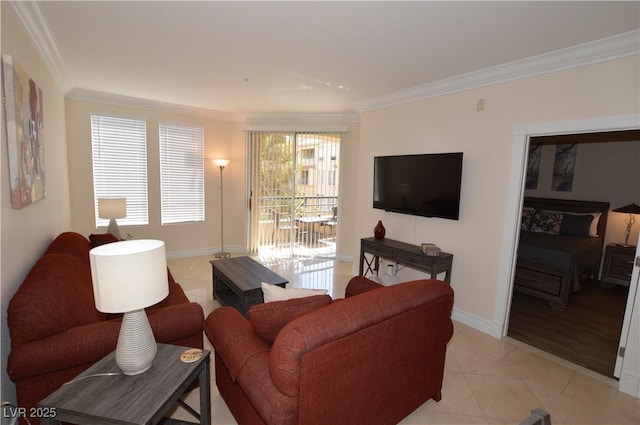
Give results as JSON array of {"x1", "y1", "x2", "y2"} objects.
[
  {"x1": 525, "y1": 142, "x2": 542, "y2": 190},
  {"x1": 2, "y1": 55, "x2": 46, "y2": 208},
  {"x1": 552, "y1": 143, "x2": 577, "y2": 192}
]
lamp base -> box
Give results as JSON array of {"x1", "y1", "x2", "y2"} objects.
[
  {"x1": 107, "y1": 219, "x2": 122, "y2": 240},
  {"x1": 214, "y1": 252, "x2": 231, "y2": 259},
  {"x1": 116, "y1": 309, "x2": 157, "y2": 375}
]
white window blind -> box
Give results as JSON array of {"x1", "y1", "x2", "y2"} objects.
[
  {"x1": 159, "y1": 123, "x2": 204, "y2": 224},
  {"x1": 91, "y1": 115, "x2": 149, "y2": 227}
]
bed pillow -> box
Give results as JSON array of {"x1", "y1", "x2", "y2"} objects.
[
  {"x1": 521, "y1": 207, "x2": 536, "y2": 231},
  {"x1": 560, "y1": 213, "x2": 594, "y2": 237},
  {"x1": 542, "y1": 210, "x2": 601, "y2": 237},
  {"x1": 248, "y1": 294, "x2": 332, "y2": 344},
  {"x1": 530, "y1": 211, "x2": 563, "y2": 235}
]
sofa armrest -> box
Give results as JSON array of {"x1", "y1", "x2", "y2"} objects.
[
  {"x1": 345, "y1": 276, "x2": 383, "y2": 298},
  {"x1": 8, "y1": 320, "x2": 122, "y2": 381},
  {"x1": 147, "y1": 302, "x2": 204, "y2": 343},
  {"x1": 8, "y1": 302, "x2": 204, "y2": 381},
  {"x1": 204, "y1": 307, "x2": 270, "y2": 381}
]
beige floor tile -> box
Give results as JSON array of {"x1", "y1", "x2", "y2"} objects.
[
  {"x1": 465, "y1": 374, "x2": 544, "y2": 421},
  {"x1": 400, "y1": 407, "x2": 489, "y2": 425},
  {"x1": 428, "y1": 371, "x2": 485, "y2": 417},
  {"x1": 450, "y1": 344, "x2": 518, "y2": 378},
  {"x1": 449, "y1": 326, "x2": 517, "y2": 362},
  {"x1": 500, "y1": 347, "x2": 575, "y2": 392}
]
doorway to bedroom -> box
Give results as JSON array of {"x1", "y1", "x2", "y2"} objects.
[{"x1": 507, "y1": 130, "x2": 640, "y2": 378}]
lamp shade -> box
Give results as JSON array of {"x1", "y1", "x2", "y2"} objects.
[
  {"x1": 612, "y1": 203, "x2": 640, "y2": 214},
  {"x1": 98, "y1": 198, "x2": 127, "y2": 219},
  {"x1": 89, "y1": 240, "x2": 169, "y2": 313},
  {"x1": 212, "y1": 158, "x2": 230, "y2": 168}
]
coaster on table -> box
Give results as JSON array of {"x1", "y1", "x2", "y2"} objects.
[{"x1": 180, "y1": 348, "x2": 203, "y2": 363}]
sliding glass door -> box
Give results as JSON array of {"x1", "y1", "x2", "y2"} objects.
[{"x1": 248, "y1": 132, "x2": 340, "y2": 259}]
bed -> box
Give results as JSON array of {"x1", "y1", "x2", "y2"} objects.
[{"x1": 514, "y1": 197, "x2": 610, "y2": 311}]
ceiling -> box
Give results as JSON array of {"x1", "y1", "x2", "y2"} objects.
[{"x1": 16, "y1": 1, "x2": 640, "y2": 116}]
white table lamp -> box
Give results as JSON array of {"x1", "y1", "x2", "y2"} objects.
[
  {"x1": 98, "y1": 198, "x2": 126, "y2": 240},
  {"x1": 89, "y1": 239, "x2": 169, "y2": 375}
]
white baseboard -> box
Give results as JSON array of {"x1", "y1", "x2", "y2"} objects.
[
  {"x1": 619, "y1": 370, "x2": 640, "y2": 398},
  {"x1": 167, "y1": 245, "x2": 246, "y2": 260},
  {"x1": 451, "y1": 307, "x2": 504, "y2": 339}
]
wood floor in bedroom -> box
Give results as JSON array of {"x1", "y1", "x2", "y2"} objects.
[{"x1": 507, "y1": 279, "x2": 629, "y2": 378}]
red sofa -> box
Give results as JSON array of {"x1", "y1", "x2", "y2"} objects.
[
  {"x1": 7, "y1": 232, "x2": 204, "y2": 423},
  {"x1": 205, "y1": 276, "x2": 454, "y2": 425}
]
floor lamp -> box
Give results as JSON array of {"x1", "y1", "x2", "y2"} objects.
[{"x1": 213, "y1": 159, "x2": 230, "y2": 258}]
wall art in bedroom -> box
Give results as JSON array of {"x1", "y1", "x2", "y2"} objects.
[
  {"x1": 1, "y1": 55, "x2": 46, "y2": 208},
  {"x1": 552, "y1": 143, "x2": 577, "y2": 192},
  {"x1": 525, "y1": 142, "x2": 541, "y2": 190}
]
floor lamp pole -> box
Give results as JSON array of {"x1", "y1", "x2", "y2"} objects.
[{"x1": 213, "y1": 159, "x2": 231, "y2": 258}]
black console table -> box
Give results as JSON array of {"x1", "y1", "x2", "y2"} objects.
[{"x1": 359, "y1": 237, "x2": 453, "y2": 283}]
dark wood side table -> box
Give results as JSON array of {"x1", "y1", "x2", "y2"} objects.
[
  {"x1": 39, "y1": 344, "x2": 211, "y2": 425},
  {"x1": 359, "y1": 237, "x2": 453, "y2": 283},
  {"x1": 602, "y1": 243, "x2": 635, "y2": 286},
  {"x1": 211, "y1": 256, "x2": 288, "y2": 316}
]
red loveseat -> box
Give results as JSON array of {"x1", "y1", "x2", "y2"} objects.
[
  {"x1": 6, "y1": 232, "x2": 204, "y2": 423},
  {"x1": 205, "y1": 276, "x2": 454, "y2": 425}
]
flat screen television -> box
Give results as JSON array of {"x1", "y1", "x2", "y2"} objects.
[{"x1": 373, "y1": 152, "x2": 463, "y2": 220}]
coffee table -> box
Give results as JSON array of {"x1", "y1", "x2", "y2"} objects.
[
  {"x1": 39, "y1": 343, "x2": 210, "y2": 425},
  {"x1": 210, "y1": 256, "x2": 288, "y2": 316}
]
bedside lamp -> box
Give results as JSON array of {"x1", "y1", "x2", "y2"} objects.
[
  {"x1": 98, "y1": 198, "x2": 126, "y2": 240},
  {"x1": 612, "y1": 203, "x2": 640, "y2": 247},
  {"x1": 89, "y1": 239, "x2": 169, "y2": 375}
]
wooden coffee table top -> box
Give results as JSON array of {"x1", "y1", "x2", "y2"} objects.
[{"x1": 210, "y1": 256, "x2": 288, "y2": 292}]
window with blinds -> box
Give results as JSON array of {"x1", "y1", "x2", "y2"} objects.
[
  {"x1": 91, "y1": 115, "x2": 149, "y2": 227},
  {"x1": 159, "y1": 123, "x2": 204, "y2": 224}
]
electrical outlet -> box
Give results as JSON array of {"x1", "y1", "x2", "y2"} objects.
[{"x1": 476, "y1": 98, "x2": 485, "y2": 112}]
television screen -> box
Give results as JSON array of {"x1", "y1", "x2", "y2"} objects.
[{"x1": 373, "y1": 152, "x2": 463, "y2": 220}]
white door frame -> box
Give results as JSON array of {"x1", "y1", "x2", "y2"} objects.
[
  {"x1": 495, "y1": 113, "x2": 640, "y2": 397},
  {"x1": 615, "y1": 233, "x2": 640, "y2": 396}
]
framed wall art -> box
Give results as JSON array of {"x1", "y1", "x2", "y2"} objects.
[{"x1": 2, "y1": 55, "x2": 46, "y2": 209}]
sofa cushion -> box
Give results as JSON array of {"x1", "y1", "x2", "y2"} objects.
[
  {"x1": 261, "y1": 282, "x2": 327, "y2": 302},
  {"x1": 248, "y1": 295, "x2": 332, "y2": 344},
  {"x1": 8, "y1": 254, "x2": 105, "y2": 345},
  {"x1": 89, "y1": 232, "x2": 119, "y2": 247}
]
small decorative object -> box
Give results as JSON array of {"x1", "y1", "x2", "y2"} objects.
[
  {"x1": 374, "y1": 220, "x2": 385, "y2": 240},
  {"x1": 421, "y1": 243, "x2": 441, "y2": 256},
  {"x1": 180, "y1": 348, "x2": 203, "y2": 363},
  {"x1": 612, "y1": 203, "x2": 640, "y2": 247}
]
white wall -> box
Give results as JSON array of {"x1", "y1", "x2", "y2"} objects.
[
  {"x1": 355, "y1": 56, "x2": 639, "y2": 336},
  {"x1": 1, "y1": 4, "x2": 71, "y2": 404}
]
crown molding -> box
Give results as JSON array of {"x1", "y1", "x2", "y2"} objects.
[
  {"x1": 241, "y1": 113, "x2": 360, "y2": 124},
  {"x1": 355, "y1": 30, "x2": 640, "y2": 112},
  {"x1": 10, "y1": 1, "x2": 71, "y2": 92},
  {"x1": 66, "y1": 88, "x2": 236, "y2": 121}
]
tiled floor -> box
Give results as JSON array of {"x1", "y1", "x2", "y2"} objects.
[{"x1": 167, "y1": 254, "x2": 640, "y2": 425}]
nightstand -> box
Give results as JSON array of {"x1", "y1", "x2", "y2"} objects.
[{"x1": 602, "y1": 243, "x2": 635, "y2": 286}]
